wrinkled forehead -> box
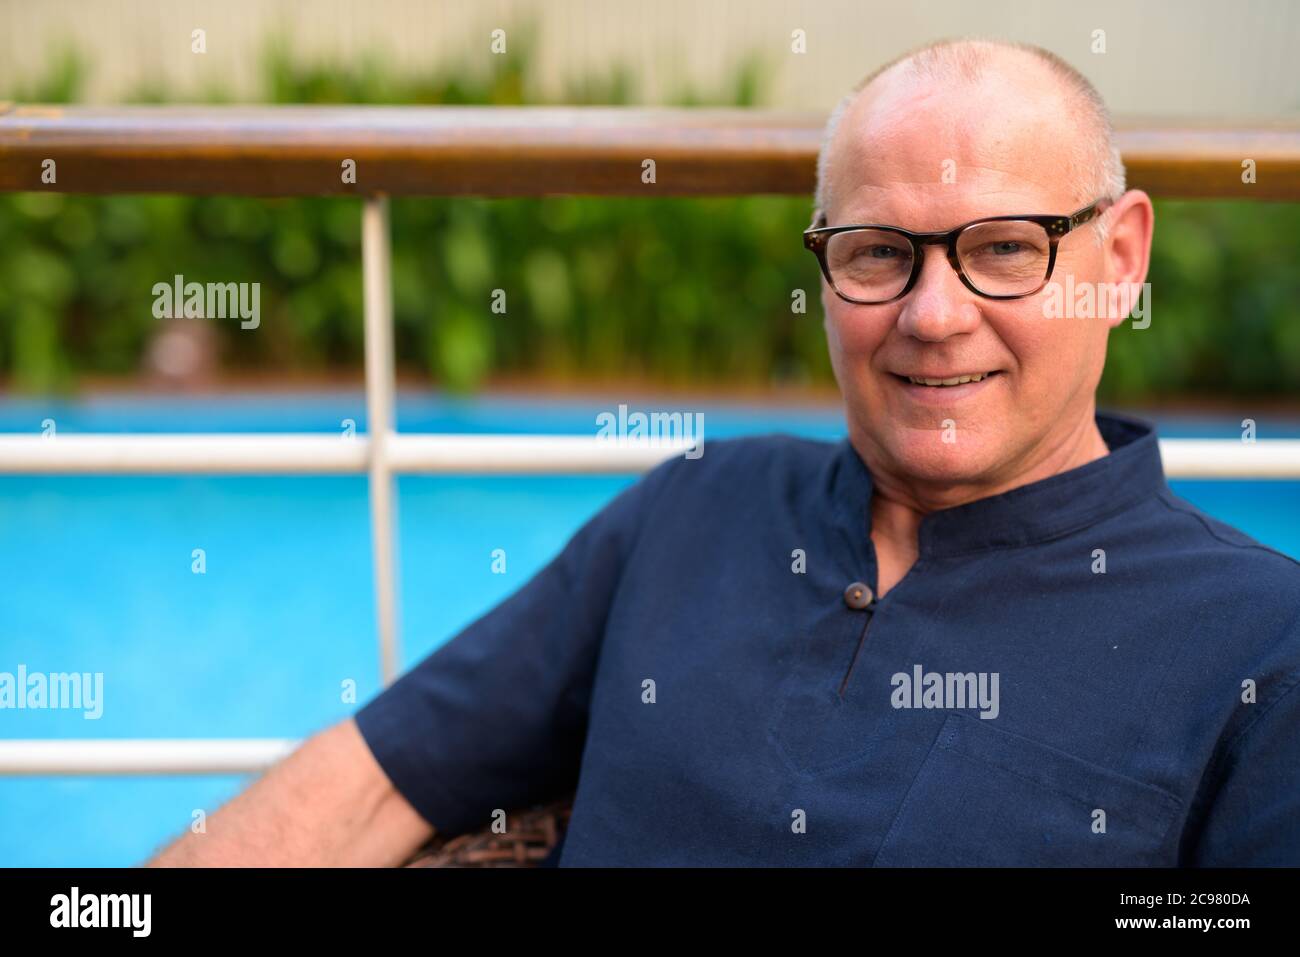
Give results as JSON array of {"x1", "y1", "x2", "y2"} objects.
[{"x1": 826, "y1": 69, "x2": 1089, "y2": 229}]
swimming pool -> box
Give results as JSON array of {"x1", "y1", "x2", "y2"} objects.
[{"x1": 2, "y1": 392, "x2": 1297, "y2": 866}]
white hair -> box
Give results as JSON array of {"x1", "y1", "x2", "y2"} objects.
[{"x1": 814, "y1": 39, "x2": 1126, "y2": 242}]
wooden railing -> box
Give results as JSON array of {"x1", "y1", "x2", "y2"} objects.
[{"x1": 2, "y1": 104, "x2": 1299, "y2": 199}]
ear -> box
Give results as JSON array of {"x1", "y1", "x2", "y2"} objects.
[{"x1": 1101, "y1": 190, "x2": 1155, "y2": 329}]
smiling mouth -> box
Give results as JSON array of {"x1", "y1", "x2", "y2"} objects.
[{"x1": 893, "y1": 371, "x2": 1003, "y2": 387}]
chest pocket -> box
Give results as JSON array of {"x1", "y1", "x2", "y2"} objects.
[{"x1": 873, "y1": 712, "x2": 1184, "y2": 866}]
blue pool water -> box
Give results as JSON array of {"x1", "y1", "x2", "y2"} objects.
[{"x1": 1, "y1": 392, "x2": 1298, "y2": 866}]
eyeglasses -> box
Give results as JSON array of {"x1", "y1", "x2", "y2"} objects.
[{"x1": 803, "y1": 198, "x2": 1113, "y2": 304}]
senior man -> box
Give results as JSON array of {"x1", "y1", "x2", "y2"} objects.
[{"x1": 150, "y1": 38, "x2": 1300, "y2": 867}]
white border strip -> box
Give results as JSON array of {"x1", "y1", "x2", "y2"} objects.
[
  {"x1": 1156, "y1": 438, "x2": 1300, "y2": 478},
  {"x1": 0, "y1": 433, "x2": 369, "y2": 473},
  {"x1": 387, "y1": 433, "x2": 700, "y2": 473},
  {"x1": 0, "y1": 739, "x2": 295, "y2": 776},
  {"x1": 0, "y1": 435, "x2": 1294, "y2": 477},
  {"x1": 0, "y1": 433, "x2": 697, "y2": 474}
]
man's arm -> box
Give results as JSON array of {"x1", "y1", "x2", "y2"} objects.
[
  {"x1": 146, "y1": 455, "x2": 682, "y2": 867},
  {"x1": 145, "y1": 718, "x2": 433, "y2": 867},
  {"x1": 1188, "y1": 673, "x2": 1300, "y2": 866}
]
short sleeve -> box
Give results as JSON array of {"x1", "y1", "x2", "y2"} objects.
[
  {"x1": 1189, "y1": 672, "x2": 1300, "y2": 866},
  {"x1": 353, "y1": 455, "x2": 679, "y2": 838}
]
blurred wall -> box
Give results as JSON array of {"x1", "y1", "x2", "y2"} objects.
[{"x1": 1, "y1": 0, "x2": 1297, "y2": 118}]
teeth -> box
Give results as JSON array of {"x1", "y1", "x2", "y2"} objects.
[{"x1": 907, "y1": 373, "x2": 992, "y2": 386}]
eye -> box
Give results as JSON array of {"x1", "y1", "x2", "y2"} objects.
[
  {"x1": 860, "y1": 245, "x2": 906, "y2": 260},
  {"x1": 990, "y1": 241, "x2": 1022, "y2": 255}
]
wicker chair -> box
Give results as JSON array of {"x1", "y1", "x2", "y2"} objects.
[{"x1": 404, "y1": 796, "x2": 574, "y2": 867}]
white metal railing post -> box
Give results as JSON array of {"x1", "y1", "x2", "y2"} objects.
[{"x1": 363, "y1": 195, "x2": 402, "y2": 686}]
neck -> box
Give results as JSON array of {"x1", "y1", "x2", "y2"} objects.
[{"x1": 863, "y1": 410, "x2": 1111, "y2": 588}]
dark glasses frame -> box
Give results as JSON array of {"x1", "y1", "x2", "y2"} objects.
[{"x1": 803, "y1": 197, "x2": 1114, "y2": 304}]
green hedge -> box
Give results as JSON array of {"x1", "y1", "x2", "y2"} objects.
[{"x1": 2, "y1": 36, "x2": 1296, "y2": 400}]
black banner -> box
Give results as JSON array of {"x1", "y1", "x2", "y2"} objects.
[{"x1": 0, "y1": 867, "x2": 1294, "y2": 944}]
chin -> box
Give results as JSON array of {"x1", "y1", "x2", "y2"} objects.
[{"x1": 877, "y1": 423, "x2": 1008, "y2": 485}]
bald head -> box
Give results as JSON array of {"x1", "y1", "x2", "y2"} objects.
[{"x1": 814, "y1": 39, "x2": 1125, "y2": 233}]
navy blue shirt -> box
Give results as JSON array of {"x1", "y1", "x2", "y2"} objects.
[{"x1": 355, "y1": 412, "x2": 1300, "y2": 865}]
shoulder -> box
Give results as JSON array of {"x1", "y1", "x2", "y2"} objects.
[
  {"x1": 1150, "y1": 486, "x2": 1300, "y2": 586},
  {"x1": 642, "y1": 432, "x2": 845, "y2": 500},
  {"x1": 606, "y1": 433, "x2": 846, "y2": 544},
  {"x1": 586, "y1": 433, "x2": 844, "y2": 548},
  {"x1": 1135, "y1": 486, "x2": 1300, "y2": 662}
]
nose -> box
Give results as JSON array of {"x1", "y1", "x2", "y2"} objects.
[{"x1": 894, "y1": 245, "x2": 982, "y2": 342}]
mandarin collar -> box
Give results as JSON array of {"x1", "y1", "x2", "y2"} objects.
[{"x1": 832, "y1": 412, "x2": 1169, "y2": 560}]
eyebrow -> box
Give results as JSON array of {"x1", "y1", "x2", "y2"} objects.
[
  {"x1": 826, "y1": 205, "x2": 1060, "y2": 230},
  {"x1": 822, "y1": 210, "x2": 921, "y2": 229}
]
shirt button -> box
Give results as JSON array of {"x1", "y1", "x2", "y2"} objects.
[{"x1": 843, "y1": 581, "x2": 873, "y2": 609}]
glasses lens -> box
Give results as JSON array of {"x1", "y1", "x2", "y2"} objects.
[
  {"x1": 956, "y1": 220, "x2": 1051, "y2": 296},
  {"x1": 824, "y1": 229, "x2": 914, "y2": 302}
]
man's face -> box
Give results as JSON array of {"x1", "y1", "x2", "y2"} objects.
[{"x1": 821, "y1": 71, "x2": 1118, "y2": 491}]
